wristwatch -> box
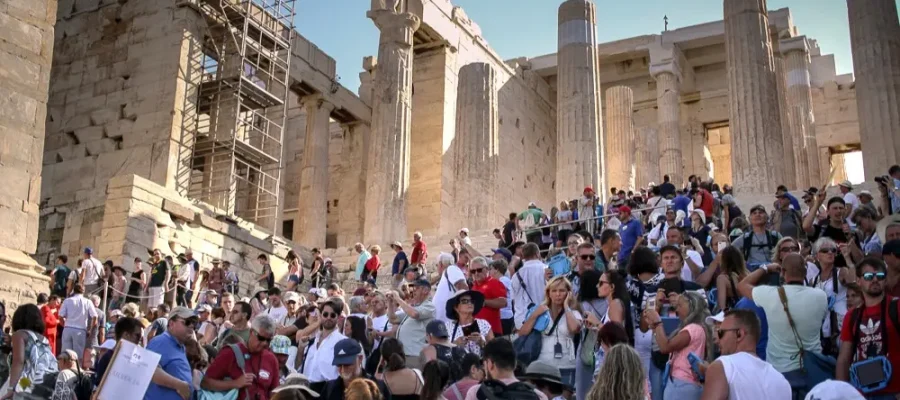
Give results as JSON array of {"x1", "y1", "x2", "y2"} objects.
[{"x1": 761, "y1": 264, "x2": 769, "y2": 272}]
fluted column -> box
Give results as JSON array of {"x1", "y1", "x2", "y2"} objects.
[
  {"x1": 453, "y1": 63, "x2": 499, "y2": 230},
  {"x1": 773, "y1": 52, "x2": 797, "y2": 188},
  {"x1": 293, "y1": 95, "x2": 335, "y2": 248},
  {"x1": 651, "y1": 61, "x2": 683, "y2": 186},
  {"x1": 847, "y1": 0, "x2": 900, "y2": 180},
  {"x1": 364, "y1": 8, "x2": 420, "y2": 245},
  {"x1": 557, "y1": 0, "x2": 604, "y2": 203},
  {"x1": 605, "y1": 86, "x2": 636, "y2": 191},
  {"x1": 724, "y1": 0, "x2": 785, "y2": 194},
  {"x1": 635, "y1": 126, "x2": 660, "y2": 188},
  {"x1": 781, "y1": 36, "x2": 819, "y2": 188},
  {"x1": 338, "y1": 122, "x2": 370, "y2": 247}
]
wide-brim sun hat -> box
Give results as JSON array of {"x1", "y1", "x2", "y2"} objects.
[{"x1": 445, "y1": 289, "x2": 485, "y2": 321}]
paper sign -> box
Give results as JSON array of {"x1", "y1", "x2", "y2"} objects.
[{"x1": 93, "y1": 340, "x2": 161, "y2": 400}]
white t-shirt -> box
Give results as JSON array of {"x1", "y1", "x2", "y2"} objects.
[
  {"x1": 681, "y1": 250, "x2": 703, "y2": 282},
  {"x1": 371, "y1": 314, "x2": 392, "y2": 351},
  {"x1": 537, "y1": 310, "x2": 582, "y2": 369},
  {"x1": 719, "y1": 352, "x2": 791, "y2": 400},
  {"x1": 434, "y1": 265, "x2": 467, "y2": 323},
  {"x1": 556, "y1": 210, "x2": 574, "y2": 231},
  {"x1": 805, "y1": 264, "x2": 848, "y2": 338},
  {"x1": 499, "y1": 276, "x2": 513, "y2": 320},
  {"x1": 511, "y1": 260, "x2": 548, "y2": 329},
  {"x1": 265, "y1": 305, "x2": 288, "y2": 326},
  {"x1": 752, "y1": 285, "x2": 828, "y2": 372},
  {"x1": 81, "y1": 257, "x2": 103, "y2": 286}
]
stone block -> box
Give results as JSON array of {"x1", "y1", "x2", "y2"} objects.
[
  {"x1": 195, "y1": 213, "x2": 227, "y2": 234},
  {"x1": 74, "y1": 126, "x2": 105, "y2": 143},
  {"x1": 0, "y1": 12, "x2": 43, "y2": 54},
  {"x1": 162, "y1": 199, "x2": 195, "y2": 221},
  {"x1": 94, "y1": 146, "x2": 152, "y2": 190},
  {"x1": 89, "y1": 108, "x2": 119, "y2": 126},
  {"x1": 85, "y1": 138, "x2": 121, "y2": 155}
]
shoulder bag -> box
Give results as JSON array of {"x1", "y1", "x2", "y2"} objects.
[{"x1": 777, "y1": 286, "x2": 836, "y2": 390}]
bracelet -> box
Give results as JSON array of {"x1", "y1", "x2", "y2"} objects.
[{"x1": 761, "y1": 264, "x2": 769, "y2": 273}]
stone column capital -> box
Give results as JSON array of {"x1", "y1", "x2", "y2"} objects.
[
  {"x1": 650, "y1": 59, "x2": 681, "y2": 81},
  {"x1": 648, "y1": 42, "x2": 683, "y2": 80},
  {"x1": 780, "y1": 35, "x2": 810, "y2": 55},
  {"x1": 301, "y1": 94, "x2": 336, "y2": 113},
  {"x1": 367, "y1": 9, "x2": 421, "y2": 38}
]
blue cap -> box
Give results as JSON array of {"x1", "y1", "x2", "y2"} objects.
[
  {"x1": 83, "y1": 247, "x2": 93, "y2": 255},
  {"x1": 491, "y1": 248, "x2": 512, "y2": 262},
  {"x1": 426, "y1": 320, "x2": 449, "y2": 338},
  {"x1": 332, "y1": 339, "x2": 363, "y2": 365}
]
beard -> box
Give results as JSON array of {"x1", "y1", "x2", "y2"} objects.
[
  {"x1": 322, "y1": 319, "x2": 337, "y2": 331},
  {"x1": 340, "y1": 366, "x2": 359, "y2": 381}
]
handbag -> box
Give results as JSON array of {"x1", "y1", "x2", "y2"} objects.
[
  {"x1": 579, "y1": 329, "x2": 598, "y2": 367},
  {"x1": 777, "y1": 286, "x2": 836, "y2": 390},
  {"x1": 198, "y1": 344, "x2": 250, "y2": 400},
  {"x1": 514, "y1": 309, "x2": 564, "y2": 365}
]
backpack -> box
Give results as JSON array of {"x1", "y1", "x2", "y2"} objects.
[
  {"x1": 741, "y1": 230, "x2": 779, "y2": 262},
  {"x1": 16, "y1": 331, "x2": 58, "y2": 393},
  {"x1": 521, "y1": 210, "x2": 538, "y2": 230},
  {"x1": 52, "y1": 266, "x2": 70, "y2": 296},
  {"x1": 476, "y1": 379, "x2": 541, "y2": 400},
  {"x1": 71, "y1": 364, "x2": 94, "y2": 400}
]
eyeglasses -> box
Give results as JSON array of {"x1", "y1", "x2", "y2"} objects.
[
  {"x1": 717, "y1": 328, "x2": 740, "y2": 339},
  {"x1": 579, "y1": 254, "x2": 596, "y2": 260},
  {"x1": 818, "y1": 248, "x2": 838, "y2": 254},
  {"x1": 863, "y1": 272, "x2": 887, "y2": 282},
  {"x1": 459, "y1": 298, "x2": 473, "y2": 305},
  {"x1": 780, "y1": 246, "x2": 800, "y2": 253},
  {"x1": 470, "y1": 268, "x2": 484, "y2": 274},
  {"x1": 254, "y1": 331, "x2": 273, "y2": 343},
  {"x1": 320, "y1": 311, "x2": 338, "y2": 319},
  {"x1": 176, "y1": 318, "x2": 198, "y2": 329}
]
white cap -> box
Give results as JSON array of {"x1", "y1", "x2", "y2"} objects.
[
  {"x1": 804, "y1": 380, "x2": 864, "y2": 400},
  {"x1": 95, "y1": 339, "x2": 116, "y2": 350},
  {"x1": 460, "y1": 228, "x2": 469, "y2": 234},
  {"x1": 706, "y1": 311, "x2": 725, "y2": 325}
]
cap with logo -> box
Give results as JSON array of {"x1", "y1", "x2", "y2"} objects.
[
  {"x1": 426, "y1": 320, "x2": 449, "y2": 338},
  {"x1": 332, "y1": 338, "x2": 363, "y2": 366}
]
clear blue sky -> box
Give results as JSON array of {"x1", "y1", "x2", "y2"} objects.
[{"x1": 295, "y1": 0, "x2": 899, "y2": 92}]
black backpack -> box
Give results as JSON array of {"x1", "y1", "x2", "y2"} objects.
[
  {"x1": 71, "y1": 365, "x2": 94, "y2": 400},
  {"x1": 476, "y1": 379, "x2": 541, "y2": 400},
  {"x1": 741, "y1": 230, "x2": 779, "y2": 261},
  {"x1": 52, "y1": 266, "x2": 70, "y2": 296}
]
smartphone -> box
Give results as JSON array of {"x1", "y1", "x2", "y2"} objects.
[
  {"x1": 462, "y1": 323, "x2": 478, "y2": 337},
  {"x1": 646, "y1": 297, "x2": 657, "y2": 310}
]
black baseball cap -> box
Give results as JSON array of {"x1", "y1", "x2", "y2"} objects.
[{"x1": 426, "y1": 320, "x2": 449, "y2": 338}]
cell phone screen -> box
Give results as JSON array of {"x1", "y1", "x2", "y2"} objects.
[
  {"x1": 857, "y1": 360, "x2": 887, "y2": 387},
  {"x1": 462, "y1": 324, "x2": 478, "y2": 337}
]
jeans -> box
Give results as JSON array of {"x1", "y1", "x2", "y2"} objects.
[
  {"x1": 649, "y1": 362, "x2": 664, "y2": 400},
  {"x1": 662, "y1": 378, "x2": 702, "y2": 400},
  {"x1": 781, "y1": 369, "x2": 808, "y2": 400},
  {"x1": 575, "y1": 359, "x2": 594, "y2": 400},
  {"x1": 560, "y1": 368, "x2": 576, "y2": 391}
]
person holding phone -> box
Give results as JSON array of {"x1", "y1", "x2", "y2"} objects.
[
  {"x1": 518, "y1": 276, "x2": 582, "y2": 390},
  {"x1": 444, "y1": 290, "x2": 493, "y2": 355}
]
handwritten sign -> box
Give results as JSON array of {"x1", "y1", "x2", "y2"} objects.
[{"x1": 93, "y1": 340, "x2": 161, "y2": 400}]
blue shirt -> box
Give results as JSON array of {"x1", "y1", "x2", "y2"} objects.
[
  {"x1": 673, "y1": 195, "x2": 691, "y2": 216},
  {"x1": 784, "y1": 193, "x2": 801, "y2": 211},
  {"x1": 618, "y1": 217, "x2": 643, "y2": 258},
  {"x1": 144, "y1": 332, "x2": 192, "y2": 400},
  {"x1": 391, "y1": 251, "x2": 408, "y2": 275},
  {"x1": 734, "y1": 297, "x2": 768, "y2": 360}
]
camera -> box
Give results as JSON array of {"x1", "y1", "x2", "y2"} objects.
[{"x1": 875, "y1": 175, "x2": 890, "y2": 185}]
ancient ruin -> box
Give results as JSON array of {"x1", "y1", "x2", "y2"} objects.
[{"x1": 0, "y1": 0, "x2": 889, "y2": 306}]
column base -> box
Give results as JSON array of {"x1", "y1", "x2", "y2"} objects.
[{"x1": 0, "y1": 246, "x2": 50, "y2": 311}]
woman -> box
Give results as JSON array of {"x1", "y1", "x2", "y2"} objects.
[
  {"x1": 688, "y1": 210, "x2": 711, "y2": 265},
  {"x1": 250, "y1": 289, "x2": 268, "y2": 319},
  {"x1": 420, "y1": 360, "x2": 450, "y2": 400},
  {"x1": 519, "y1": 276, "x2": 582, "y2": 389},
  {"x1": 442, "y1": 354, "x2": 483, "y2": 400},
  {"x1": 379, "y1": 339, "x2": 422, "y2": 400},
  {"x1": 363, "y1": 245, "x2": 381, "y2": 282},
  {"x1": 643, "y1": 292, "x2": 713, "y2": 400},
  {"x1": 286, "y1": 250, "x2": 304, "y2": 291},
  {"x1": 721, "y1": 194, "x2": 742, "y2": 235},
  {"x1": 199, "y1": 307, "x2": 227, "y2": 346},
  {"x1": 576, "y1": 267, "x2": 608, "y2": 398},
  {"x1": 344, "y1": 316, "x2": 372, "y2": 358},
  {"x1": 345, "y1": 379, "x2": 384, "y2": 400},
  {"x1": 184, "y1": 337, "x2": 208, "y2": 389},
  {"x1": 587, "y1": 344, "x2": 648, "y2": 400},
  {"x1": 556, "y1": 201, "x2": 575, "y2": 246},
  {"x1": 192, "y1": 270, "x2": 210, "y2": 307},
  {"x1": 125, "y1": 266, "x2": 146, "y2": 306},
  {"x1": 3, "y1": 304, "x2": 57, "y2": 397},
  {"x1": 109, "y1": 266, "x2": 127, "y2": 310},
  {"x1": 806, "y1": 237, "x2": 854, "y2": 356},
  {"x1": 590, "y1": 322, "x2": 630, "y2": 376},
  {"x1": 38, "y1": 294, "x2": 59, "y2": 356},
  {"x1": 714, "y1": 246, "x2": 749, "y2": 312},
  {"x1": 693, "y1": 233, "x2": 731, "y2": 289},
  {"x1": 589, "y1": 271, "x2": 634, "y2": 344},
  {"x1": 444, "y1": 290, "x2": 493, "y2": 355}
]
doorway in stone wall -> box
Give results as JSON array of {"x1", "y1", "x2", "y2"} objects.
[{"x1": 706, "y1": 122, "x2": 732, "y2": 187}]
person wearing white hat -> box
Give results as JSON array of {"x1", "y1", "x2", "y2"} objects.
[
  {"x1": 459, "y1": 228, "x2": 472, "y2": 246},
  {"x1": 804, "y1": 380, "x2": 864, "y2": 400},
  {"x1": 839, "y1": 180, "x2": 860, "y2": 227}
]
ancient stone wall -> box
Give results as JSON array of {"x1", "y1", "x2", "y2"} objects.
[
  {"x1": 38, "y1": 0, "x2": 204, "y2": 263},
  {"x1": 812, "y1": 81, "x2": 860, "y2": 149}
]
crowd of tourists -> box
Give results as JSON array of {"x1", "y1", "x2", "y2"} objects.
[{"x1": 0, "y1": 165, "x2": 898, "y2": 400}]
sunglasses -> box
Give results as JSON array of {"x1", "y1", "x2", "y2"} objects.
[
  {"x1": 580, "y1": 254, "x2": 596, "y2": 260},
  {"x1": 597, "y1": 281, "x2": 609, "y2": 287},
  {"x1": 780, "y1": 246, "x2": 800, "y2": 253},
  {"x1": 254, "y1": 331, "x2": 273, "y2": 343},
  {"x1": 459, "y1": 298, "x2": 473, "y2": 305},
  {"x1": 818, "y1": 248, "x2": 837, "y2": 254},
  {"x1": 176, "y1": 318, "x2": 199, "y2": 329},
  {"x1": 320, "y1": 311, "x2": 338, "y2": 319},
  {"x1": 863, "y1": 272, "x2": 887, "y2": 282},
  {"x1": 567, "y1": 242, "x2": 580, "y2": 246},
  {"x1": 717, "y1": 328, "x2": 740, "y2": 339},
  {"x1": 470, "y1": 268, "x2": 484, "y2": 274},
  {"x1": 287, "y1": 300, "x2": 297, "y2": 305}
]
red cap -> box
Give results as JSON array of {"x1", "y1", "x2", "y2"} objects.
[
  {"x1": 583, "y1": 186, "x2": 594, "y2": 193},
  {"x1": 619, "y1": 205, "x2": 632, "y2": 215}
]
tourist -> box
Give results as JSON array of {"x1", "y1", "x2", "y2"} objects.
[
  {"x1": 250, "y1": 289, "x2": 268, "y2": 318},
  {"x1": 574, "y1": 269, "x2": 606, "y2": 400},
  {"x1": 434, "y1": 252, "x2": 467, "y2": 323},
  {"x1": 469, "y1": 257, "x2": 506, "y2": 337},
  {"x1": 488, "y1": 259, "x2": 515, "y2": 337},
  {"x1": 586, "y1": 344, "x2": 648, "y2": 400},
  {"x1": 199, "y1": 307, "x2": 226, "y2": 346},
  {"x1": 387, "y1": 280, "x2": 434, "y2": 370},
  {"x1": 836, "y1": 258, "x2": 900, "y2": 399},
  {"x1": 49, "y1": 255, "x2": 70, "y2": 299},
  {"x1": 807, "y1": 237, "x2": 854, "y2": 356},
  {"x1": 699, "y1": 309, "x2": 790, "y2": 400},
  {"x1": 219, "y1": 301, "x2": 253, "y2": 348},
  {"x1": 86, "y1": 294, "x2": 105, "y2": 367},
  {"x1": 511, "y1": 243, "x2": 548, "y2": 329},
  {"x1": 350, "y1": 243, "x2": 369, "y2": 282},
  {"x1": 444, "y1": 290, "x2": 493, "y2": 355},
  {"x1": 519, "y1": 202, "x2": 548, "y2": 245},
  {"x1": 363, "y1": 245, "x2": 381, "y2": 282},
  {"x1": 258, "y1": 254, "x2": 275, "y2": 291},
  {"x1": 144, "y1": 307, "x2": 196, "y2": 400},
  {"x1": 736, "y1": 253, "x2": 827, "y2": 396},
  {"x1": 714, "y1": 246, "x2": 749, "y2": 312},
  {"x1": 721, "y1": 194, "x2": 742, "y2": 234},
  {"x1": 284, "y1": 251, "x2": 303, "y2": 292},
  {"x1": 519, "y1": 276, "x2": 582, "y2": 388},
  {"x1": 772, "y1": 191, "x2": 804, "y2": 240},
  {"x1": 38, "y1": 294, "x2": 59, "y2": 356},
  {"x1": 624, "y1": 247, "x2": 664, "y2": 321},
  {"x1": 590, "y1": 322, "x2": 632, "y2": 377},
  {"x1": 648, "y1": 208, "x2": 676, "y2": 247},
  {"x1": 421, "y1": 360, "x2": 451, "y2": 400},
  {"x1": 179, "y1": 250, "x2": 200, "y2": 308},
  {"x1": 59, "y1": 284, "x2": 97, "y2": 356},
  {"x1": 885, "y1": 240, "x2": 900, "y2": 296},
  {"x1": 379, "y1": 338, "x2": 423, "y2": 399},
  {"x1": 204, "y1": 314, "x2": 280, "y2": 400},
  {"x1": 344, "y1": 378, "x2": 384, "y2": 400},
  {"x1": 262, "y1": 287, "x2": 287, "y2": 326},
  {"x1": 593, "y1": 271, "x2": 634, "y2": 342},
  {"x1": 270, "y1": 373, "x2": 320, "y2": 400},
  {"x1": 731, "y1": 205, "x2": 783, "y2": 266},
  {"x1": 79, "y1": 247, "x2": 105, "y2": 297},
  {"x1": 208, "y1": 259, "x2": 226, "y2": 296},
  {"x1": 502, "y1": 213, "x2": 517, "y2": 249},
  {"x1": 643, "y1": 291, "x2": 713, "y2": 400},
  {"x1": 853, "y1": 206, "x2": 882, "y2": 257},
  {"x1": 555, "y1": 201, "x2": 575, "y2": 246},
  {"x1": 521, "y1": 361, "x2": 567, "y2": 400},
  {"x1": 51, "y1": 349, "x2": 82, "y2": 399},
  {"x1": 596, "y1": 230, "x2": 621, "y2": 273},
  {"x1": 617, "y1": 205, "x2": 643, "y2": 267},
  {"x1": 310, "y1": 249, "x2": 325, "y2": 289},
  {"x1": 390, "y1": 242, "x2": 408, "y2": 288},
  {"x1": 146, "y1": 248, "x2": 170, "y2": 312},
  {"x1": 146, "y1": 304, "x2": 172, "y2": 344},
  {"x1": 321, "y1": 338, "x2": 374, "y2": 400},
  {"x1": 442, "y1": 353, "x2": 483, "y2": 400},
  {"x1": 687, "y1": 209, "x2": 712, "y2": 263},
  {"x1": 463, "y1": 338, "x2": 547, "y2": 400},
  {"x1": 301, "y1": 300, "x2": 346, "y2": 393},
  {"x1": 803, "y1": 194, "x2": 852, "y2": 267},
  {"x1": 410, "y1": 232, "x2": 428, "y2": 272},
  {"x1": 6, "y1": 303, "x2": 57, "y2": 396},
  {"x1": 663, "y1": 228, "x2": 704, "y2": 281},
  {"x1": 126, "y1": 257, "x2": 147, "y2": 305},
  {"x1": 368, "y1": 291, "x2": 393, "y2": 354},
  {"x1": 420, "y1": 320, "x2": 465, "y2": 381},
  {"x1": 93, "y1": 316, "x2": 144, "y2": 386}
]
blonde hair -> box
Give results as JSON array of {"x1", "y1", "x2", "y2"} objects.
[
  {"x1": 344, "y1": 378, "x2": 383, "y2": 400},
  {"x1": 542, "y1": 276, "x2": 574, "y2": 309},
  {"x1": 587, "y1": 344, "x2": 646, "y2": 400},
  {"x1": 772, "y1": 236, "x2": 799, "y2": 263},
  {"x1": 369, "y1": 245, "x2": 381, "y2": 254}
]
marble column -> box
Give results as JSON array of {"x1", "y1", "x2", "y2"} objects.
[
  {"x1": 338, "y1": 122, "x2": 370, "y2": 247},
  {"x1": 781, "y1": 36, "x2": 819, "y2": 188},
  {"x1": 724, "y1": 0, "x2": 785, "y2": 194},
  {"x1": 604, "y1": 86, "x2": 636, "y2": 191},
  {"x1": 453, "y1": 63, "x2": 499, "y2": 230},
  {"x1": 847, "y1": 0, "x2": 900, "y2": 180},
  {"x1": 557, "y1": 0, "x2": 604, "y2": 203},
  {"x1": 651, "y1": 60, "x2": 683, "y2": 186},
  {"x1": 293, "y1": 95, "x2": 335, "y2": 248},
  {"x1": 635, "y1": 126, "x2": 660, "y2": 188},
  {"x1": 364, "y1": 7, "x2": 420, "y2": 244},
  {"x1": 773, "y1": 48, "x2": 797, "y2": 188}
]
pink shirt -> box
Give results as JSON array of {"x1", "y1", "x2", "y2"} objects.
[{"x1": 670, "y1": 323, "x2": 706, "y2": 384}]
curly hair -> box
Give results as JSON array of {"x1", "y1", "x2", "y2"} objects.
[
  {"x1": 587, "y1": 344, "x2": 646, "y2": 400},
  {"x1": 344, "y1": 378, "x2": 383, "y2": 400}
]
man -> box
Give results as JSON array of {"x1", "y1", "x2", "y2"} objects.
[
  {"x1": 180, "y1": 250, "x2": 200, "y2": 307},
  {"x1": 464, "y1": 339, "x2": 547, "y2": 400},
  {"x1": 775, "y1": 185, "x2": 801, "y2": 211},
  {"x1": 511, "y1": 243, "x2": 548, "y2": 329},
  {"x1": 145, "y1": 307, "x2": 198, "y2": 400},
  {"x1": 521, "y1": 361, "x2": 567, "y2": 400},
  {"x1": 50, "y1": 254, "x2": 71, "y2": 298},
  {"x1": 836, "y1": 258, "x2": 900, "y2": 399},
  {"x1": 596, "y1": 229, "x2": 621, "y2": 272},
  {"x1": 310, "y1": 248, "x2": 325, "y2": 288},
  {"x1": 59, "y1": 284, "x2": 98, "y2": 356},
  {"x1": 323, "y1": 339, "x2": 377, "y2": 400},
  {"x1": 368, "y1": 292, "x2": 395, "y2": 355},
  {"x1": 223, "y1": 260, "x2": 239, "y2": 294},
  {"x1": 390, "y1": 241, "x2": 408, "y2": 288},
  {"x1": 220, "y1": 291, "x2": 235, "y2": 315},
  {"x1": 493, "y1": 228, "x2": 505, "y2": 248},
  {"x1": 460, "y1": 228, "x2": 473, "y2": 246},
  {"x1": 353, "y1": 243, "x2": 371, "y2": 282},
  {"x1": 648, "y1": 208, "x2": 677, "y2": 246},
  {"x1": 489, "y1": 260, "x2": 515, "y2": 337},
  {"x1": 257, "y1": 254, "x2": 274, "y2": 290},
  {"x1": 80, "y1": 247, "x2": 105, "y2": 297},
  {"x1": 502, "y1": 213, "x2": 517, "y2": 249},
  {"x1": 732, "y1": 205, "x2": 783, "y2": 266},
  {"x1": 877, "y1": 165, "x2": 900, "y2": 216},
  {"x1": 87, "y1": 294, "x2": 106, "y2": 367},
  {"x1": 617, "y1": 205, "x2": 642, "y2": 267},
  {"x1": 772, "y1": 192, "x2": 803, "y2": 240},
  {"x1": 411, "y1": 231, "x2": 428, "y2": 272},
  {"x1": 204, "y1": 315, "x2": 281, "y2": 400},
  {"x1": 388, "y1": 279, "x2": 435, "y2": 369},
  {"x1": 839, "y1": 180, "x2": 860, "y2": 224},
  {"x1": 664, "y1": 228, "x2": 704, "y2": 282},
  {"x1": 736, "y1": 253, "x2": 827, "y2": 395},
  {"x1": 219, "y1": 301, "x2": 253, "y2": 348},
  {"x1": 858, "y1": 190, "x2": 879, "y2": 217},
  {"x1": 264, "y1": 287, "x2": 288, "y2": 326},
  {"x1": 700, "y1": 309, "x2": 790, "y2": 400},
  {"x1": 434, "y1": 252, "x2": 468, "y2": 323},
  {"x1": 208, "y1": 259, "x2": 225, "y2": 295},
  {"x1": 886, "y1": 240, "x2": 900, "y2": 297},
  {"x1": 518, "y1": 202, "x2": 547, "y2": 245},
  {"x1": 147, "y1": 248, "x2": 170, "y2": 311},
  {"x1": 146, "y1": 304, "x2": 171, "y2": 344},
  {"x1": 276, "y1": 291, "x2": 305, "y2": 342},
  {"x1": 656, "y1": 245, "x2": 705, "y2": 306},
  {"x1": 471, "y1": 257, "x2": 507, "y2": 336},
  {"x1": 302, "y1": 300, "x2": 347, "y2": 393},
  {"x1": 852, "y1": 206, "x2": 882, "y2": 258},
  {"x1": 569, "y1": 242, "x2": 597, "y2": 295},
  {"x1": 804, "y1": 194, "x2": 853, "y2": 267},
  {"x1": 659, "y1": 174, "x2": 676, "y2": 198},
  {"x1": 490, "y1": 248, "x2": 512, "y2": 264},
  {"x1": 93, "y1": 317, "x2": 144, "y2": 387}
]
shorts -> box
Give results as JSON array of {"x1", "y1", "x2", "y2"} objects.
[
  {"x1": 148, "y1": 286, "x2": 164, "y2": 308},
  {"x1": 501, "y1": 318, "x2": 514, "y2": 336}
]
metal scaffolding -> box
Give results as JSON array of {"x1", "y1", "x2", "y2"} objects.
[{"x1": 181, "y1": 0, "x2": 295, "y2": 232}]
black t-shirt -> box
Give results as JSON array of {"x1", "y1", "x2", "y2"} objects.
[
  {"x1": 149, "y1": 260, "x2": 168, "y2": 287},
  {"x1": 290, "y1": 317, "x2": 308, "y2": 347},
  {"x1": 502, "y1": 221, "x2": 516, "y2": 248},
  {"x1": 808, "y1": 223, "x2": 856, "y2": 268},
  {"x1": 262, "y1": 263, "x2": 275, "y2": 290},
  {"x1": 659, "y1": 182, "x2": 676, "y2": 198}
]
